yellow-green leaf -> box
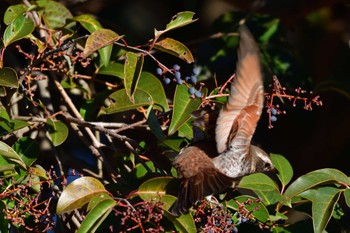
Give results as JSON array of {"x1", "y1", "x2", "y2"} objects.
[
  {"x1": 155, "y1": 37, "x2": 194, "y2": 63},
  {"x1": 154, "y1": 11, "x2": 197, "y2": 37},
  {"x1": 46, "y1": 119, "x2": 69, "y2": 146},
  {"x1": 3, "y1": 14, "x2": 35, "y2": 47},
  {"x1": 56, "y1": 177, "x2": 108, "y2": 214},
  {"x1": 83, "y1": 29, "x2": 122, "y2": 58},
  {"x1": 37, "y1": 0, "x2": 73, "y2": 29},
  {"x1": 124, "y1": 52, "x2": 144, "y2": 102},
  {"x1": 0, "y1": 67, "x2": 18, "y2": 88},
  {"x1": 0, "y1": 141, "x2": 26, "y2": 169},
  {"x1": 4, "y1": 4, "x2": 28, "y2": 25}
]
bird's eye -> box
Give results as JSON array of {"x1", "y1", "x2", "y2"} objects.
[{"x1": 264, "y1": 163, "x2": 271, "y2": 168}]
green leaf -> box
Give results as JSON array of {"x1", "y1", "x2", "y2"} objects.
[
  {"x1": 36, "y1": 0, "x2": 73, "y2": 29},
  {"x1": 4, "y1": 4, "x2": 28, "y2": 25},
  {"x1": 162, "y1": 195, "x2": 197, "y2": 233},
  {"x1": 99, "y1": 89, "x2": 153, "y2": 115},
  {"x1": 56, "y1": 176, "x2": 108, "y2": 214},
  {"x1": 46, "y1": 119, "x2": 69, "y2": 146},
  {"x1": 124, "y1": 52, "x2": 144, "y2": 102},
  {"x1": 282, "y1": 168, "x2": 350, "y2": 205},
  {"x1": 134, "y1": 161, "x2": 155, "y2": 179},
  {"x1": 12, "y1": 137, "x2": 39, "y2": 167},
  {"x1": 77, "y1": 198, "x2": 116, "y2": 233},
  {"x1": 154, "y1": 11, "x2": 197, "y2": 37},
  {"x1": 178, "y1": 121, "x2": 193, "y2": 139},
  {"x1": 0, "y1": 201, "x2": 9, "y2": 233},
  {"x1": 299, "y1": 186, "x2": 341, "y2": 233},
  {"x1": 270, "y1": 154, "x2": 293, "y2": 188},
  {"x1": 226, "y1": 195, "x2": 269, "y2": 222},
  {"x1": 72, "y1": 14, "x2": 102, "y2": 33},
  {"x1": 98, "y1": 62, "x2": 124, "y2": 79},
  {"x1": 0, "y1": 106, "x2": 29, "y2": 136},
  {"x1": 168, "y1": 85, "x2": 204, "y2": 135},
  {"x1": 154, "y1": 37, "x2": 194, "y2": 63},
  {"x1": 0, "y1": 87, "x2": 6, "y2": 97},
  {"x1": 137, "y1": 176, "x2": 173, "y2": 201},
  {"x1": 259, "y1": 19, "x2": 280, "y2": 43},
  {"x1": 344, "y1": 188, "x2": 350, "y2": 207},
  {"x1": 160, "y1": 137, "x2": 184, "y2": 152},
  {"x1": 238, "y1": 173, "x2": 282, "y2": 205},
  {"x1": 83, "y1": 28, "x2": 122, "y2": 58},
  {"x1": 3, "y1": 14, "x2": 34, "y2": 47},
  {"x1": 138, "y1": 72, "x2": 169, "y2": 112},
  {"x1": 146, "y1": 107, "x2": 165, "y2": 141},
  {"x1": 0, "y1": 67, "x2": 18, "y2": 88},
  {"x1": 0, "y1": 141, "x2": 26, "y2": 169}
]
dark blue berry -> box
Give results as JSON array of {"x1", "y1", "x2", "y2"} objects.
[
  {"x1": 271, "y1": 108, "x2": 277, "y2": 115},
  {"x1": 156, "y1": 68, "x2": 162, "y2": 75},
  {"x1": 271, "y1": 115, "x2": 277, "y2": 122},
  {"x1": 192, "y1": 67, "x2": 200, "y2": 75},
  {"x1": 164, "y1": 78, "x2": 171, "y2": 85},
  {"x1": 174, "y1": 71, "x2": 181, "y2": 80},
  {"x1": 190, "y1": 75, "x2": 197, "y2": 84},
  {"x1": 232, "y1": 227, "x2": 238, "y2": 233},
  {"x1": 185, "y1": 76, "x2": 191, "y2": 82},
  {"x1": 241, "y1": 217, "x2": 247, "y2": 223},
  {"x1": 176, "y1": 79, "x2": 183, "y2": 85},
  {"x1": 188, "y1": 87, "x2": 196, "y2": 94},
  {"x1": 173, "y1": 64, "x2": 180, "y2": 71},
  {"x1": 194, "y1": 90, "x2": 201, "y2": 98}
]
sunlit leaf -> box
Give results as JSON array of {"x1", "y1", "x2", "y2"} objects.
[
  {"x1": 270, "y1": 154, "x2": 293, "y2": 188},
  {"x1": 4, "y1": 4, "x2": 28, "y2": 25},
  {"x1": 37, "y1": 0, "x2": 73, "y2": 29},
  {"x1": 99, "y1": 89, "x2": 153, "y2": 115},
  {"x1": 0, "y1": 67, "x2": 18, "y2": 88},
  {"x1": 282, "y1": 168, "x2": 350, "y2": 205},
  {"x1": 155, "y1": 37, "x2": 194, "y2": 63},
  {"x1": 259, "y1": 19, "x2": 279, "y2": 43},
  {"x1": 178, "y1": 121, "x2": 193, "y2": 139},
  {"x1": 72, "y1": 14, "x2": 102, "y2": 33},
  {"x1": 154, "y1": 11, "x2": 197, "y2": 37},
  {"x1": 46, "y1": 119, "x2": 69, "y2": 146},
  {"x1": 137, "y1": 176, "x2": 173, "y2": 201},
  {"x1": 168, "y1": 85, "x2": 205, "y2": 135},
  {"x1": 98, "y1": 62, "x2": 124, "y2": 79},
  {"x1": 238, "y1": 173, "x2": 282, "y2": 205},
  {"x1": 299, "y1": 186, "x2": 341, "y2": 233},
  {"x1": 83, "y1": 29, "x2": 122, "y2": 58},
  {"x1": 78, "y1": 198, "x2": 116, "y2": 233},
  {"x1": 138, "y1": 72, "x2": 169, "y2": 112},
  {"x1": 0, "y1": 141, "x2": 26, "y2": 169},
  {"x1": 134, "y1": 161, "x2": 155, "y2": 179},
  {"x1": 56, "y1": 177, "x2": 108, "y2": 214},
  {"x1": 3, "y1": 14, "x2": 34, "y2": 47},
  {"x1": 124, "y1": 52, "x2": 144, "y2": 102},
  {"x1": 344, "y1": 189, "x2": 350, "y2": 207}
]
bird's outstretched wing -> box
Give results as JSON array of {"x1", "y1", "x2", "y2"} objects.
[
  {"x1": 215, "y1": 26, "x2": 264, "y2": 154},
  {"x1": 170, "y1": 143, "x2": 234, "y2": 216}
]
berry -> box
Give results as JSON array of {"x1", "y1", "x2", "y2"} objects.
[
  {"x1": 174, "y1": 71, "x2": 181, "y2": 80},
  {"x1": 232, "y1": 227, "x2": 238, "y2": 233},
  {"x1": 192, "y1": 67, "x2": 200, "y2": 75},
  {"x1": 176, "y1": 79, "x2": 183, "y2": 85},
  {"x1": 241, "y1": 217, "x2": 247, "y2": 223},
  {"x1": 173, "y1": 64, "x2": 180, "y2": 71},
  {"x1": 156, "y1": 67, "x2": 162, "y2": 75},
  {"x1": 271, "y1": 115, "x2": 277, "y2": 122},
  {"x1": 185, "y1": 76, "x2": 191, "y2": 82},
  {"x1": 194, "y1": 90, "x2": 202, "y2": 98},
  {"x1": 190, "y1": 75, "x2": 197, "y2": 84},
  {"x1": 271, "y1": 108, "x2": 277, "y2": 115},
  {"x1": 188, "y1": 87, "x2": 196, "y2": 95},
  {"x1": 164, "y1": 77, "x2": 171, "y2": 85}
]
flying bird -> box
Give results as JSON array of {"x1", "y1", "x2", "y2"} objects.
[{"x1": 170, "y1": 26, "x2": 274, "y2": 216}]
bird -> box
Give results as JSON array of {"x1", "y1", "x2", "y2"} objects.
[{"x1": 170, "y1": 26, "x2": 274, "y2": 216}]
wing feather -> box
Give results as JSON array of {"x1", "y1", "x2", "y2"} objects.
[{"x1": 215, "y1": 26, "x2": 265, "y2": 154}]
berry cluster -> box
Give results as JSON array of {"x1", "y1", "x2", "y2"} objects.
[
  {"x1": 265, "y1": 75, "x2": 323, "y2": 129},
  {"x1": 156, "y1": 64, "x2": 202, "y2": 98}
]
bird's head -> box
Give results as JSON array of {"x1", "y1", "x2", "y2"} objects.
[{"x1": 250, "y1": 145, "x2": 275, "y2": 173}]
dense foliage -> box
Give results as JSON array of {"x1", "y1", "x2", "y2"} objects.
[{"x1": 0, "y1": 1, "x2": 349, "y2": 232}]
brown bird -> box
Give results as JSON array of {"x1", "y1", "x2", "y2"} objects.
[{"x1": 170, "y1": 26, "x2": 274, "y2": 216}]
